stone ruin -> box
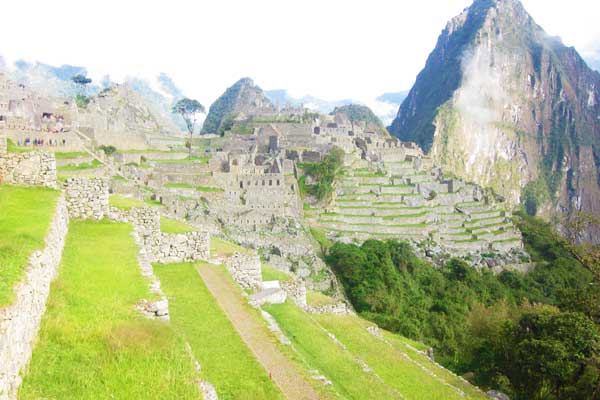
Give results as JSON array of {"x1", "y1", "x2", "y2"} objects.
[
  {"x1": 225, "y1": 252, "x2": 262, "y2": 289},
  {"x1": 0, "y1": 132, "x2": 6, "y2": 154},
  {"x1": 65, "y1": 177, "x2": 110, "y2": 220},
  {"x1": 0, "y1": 151, "x2": 57, "y2": 188},
  {"x1": 109, "y1": 205, "x2": 210, "y2": 264}
]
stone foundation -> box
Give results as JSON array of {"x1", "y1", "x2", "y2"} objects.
[
  {"x1": 0, "y1": 196, "x2": 69, "y2": 399},
  {"x1": 0, "y1": 152, "x2": 56, "y2": 188},
  {"x1": 65, "y1": 177, "x2": 109, "y2": 219}
]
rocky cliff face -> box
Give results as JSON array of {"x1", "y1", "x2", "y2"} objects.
[
  {"x1": 389, "y1": 0, "x2": 600, "y2": 241},
  {"x1": 201, "y1": 77, "x2": 275, "y2": 134}
]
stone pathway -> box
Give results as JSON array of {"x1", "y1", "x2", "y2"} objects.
[{"x1": 197, "y1": 265, "x2": 320, "y2": 400}]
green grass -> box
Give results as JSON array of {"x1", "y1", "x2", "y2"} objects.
[
  {"x1": 155, "y1": 263, "x2": 283, "y2": 399},
  {"x1": 6, "y1": 138, "x2": 30, "y2": 153},
  {"x1": 265, "y1": 302, "x2": 400, "y2": 399},
  {"x1": 0, "y1": 185, "x2": 60, "y2": 306},
  {"x1": 314, "y1": 314, "x2": 479, "y2": 400},
  {"x1": 210, "y1": 237, "x2": 252, "y2": 257},
  {"x1": 57, "y1": 159, "x2": 102, "y2": 171},
  {"x1": 112, "y1": 175, "x2": 127, "y2": 182},
  {"x1": 261, "y1": 265, "x2": 293, "y2": 282},
  {"x1": 160, "y1": 217, "x2": 195, "y2": 234},
  {"x1": 306, "y1": 291, "x2": 337, "y2": 307},
  {"x1": 55, "y1": 151, "x2": 88, "y2": 159},
  {"x1": 19, "y1": 220, "x2": 199, "y2": 399},
  {"x1": 109, "y1": 195, "x2": 149, "y2": 210},
  {"x1": 153, "y1": 156, "x2": 209, "y2": 164}
]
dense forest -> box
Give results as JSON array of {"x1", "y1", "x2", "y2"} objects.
[{"x1": 326, "y1": 214, "x2": 600, "y2": 399}]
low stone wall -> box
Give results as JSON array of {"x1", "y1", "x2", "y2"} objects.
[
  {"x1": 225, "y1": 252, "x2": 262, "y2": 289},
  {"x1": 308, "y1": 302, "x2": 354, "y2": 315},
  {"x1": 145, "y1": 231, "x2": 210, "y2": 264},
  {"x1": 281, "y1": 280, "x2": 307, "y2": 308},
  {"x1": 64, "y1": 177, "x2": 109, "y2": 220},
  {"x1": 0, "y1": 152, "x2": 56, "y2": 188},
  {"x1": 0, "y1": 134, "x2": 6, "y2": 154},
  {"x1": 0, "y1": 196, "x2": 69, "y2": 399}
]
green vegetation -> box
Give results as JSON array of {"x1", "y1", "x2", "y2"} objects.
[
  {"x1": 306, "y1": 291, "x2": 337, "y2": 307},
  {"x1": 155, "y1": 263, "x2": 283, "y2": 399},
  {"x1": 74, "y1": 94, "x2": 90, "y2": 108},
  {"x1": 160, "y1": 217, "x2": 195, "y2": 234},
  {"x1": 109, "y1": 195, "x2": 149, "y2": 210},
  {"x1": 19, "y1": 220, "x2": 199, "y2": 399},
  {"x1": 98, "y1": 145, "x2": 117, "y2": 155},
  {"x1": 56, "y1": 159, "x2": 101, "y2": 171},
  {"x1": 210, "y1": 237, "x2": 252, "y2": 257},
  {"x1": 261, "y1": 265, "x2": 292, "y2": 282},
  {"x1": 6, "y1": 139, "x2": 31, "y2": 153},
  {"x1": 0, "y1": 185, "x2": 59, "y2": 306},
  {"x1": 301, "y1": 147, "x2": 344, "y2": 201},
  {"x1": 112, "y1": 175, "x2": 127, "y2": 182},
  {"x1": 331, "y1": 104, "x2": 384, "y2": 128},
  {"x1": 522, "y1": 177, "x2": 551, "y2": 216},
  {"x1": 153, "y1": 156, "x2": 209, "y2": 164},
  {"x1": 54, "y1": 151, "x2": 88, "y2": 159},
  {"x1": 201, "y1": 78, "x2": 253, "y2": 134},
  {"x1": 326, "y1": 213, "x2": 600, "y2": 399}
]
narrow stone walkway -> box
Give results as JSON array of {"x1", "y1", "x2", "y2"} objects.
[{"x1": 197, "y1": 265, "x2": 320, "y2": 400}]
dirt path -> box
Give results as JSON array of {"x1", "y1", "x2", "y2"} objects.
[{"x1": 197, "y1": 265, "x2": 320, "y2": 400}]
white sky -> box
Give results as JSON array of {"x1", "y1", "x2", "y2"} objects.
[{"x1": 0, "y1": 0, "x2": 598, "y2": 106}]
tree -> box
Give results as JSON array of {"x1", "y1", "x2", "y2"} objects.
[
  {"x1": 171, "y1": 98, "x2": 206, "y2": 159},
  {"x1": 71, "y1": 74, "x2": 92, "y2": 108}
]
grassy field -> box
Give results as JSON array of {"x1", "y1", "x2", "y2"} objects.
[
  {"x1": 164, "y1": 183, "x2": 223, "y2": 193},
  {"x1": 0, "y1": 185, "x2": 60, "y2": 306},
  {"x1": 261, "y1": 265, "x2": 293, "y2": 282},
  {"x1": 6, "y1": 138, "x2": 30, "y2": 153},
  {"x1": 54, "y1": 151, "x2": 88, "y2": 159},
  {"x1": 19, "y1": 220, "x2": 200, "y2": 399},
  {"x1": 160, "y1": 217, "x2": 195, "y2": 234},
  {"x1": 210, "y1": 236, "x2": 253, "y2": 257},
  {"x1": 155, "y1": 262, "x2": 283, "y2": 399},
  {"x1": 57, "y1": 159, "x2": 102, "y2": 171},
  {"x1": 313, "y1": 314, "x2": 484, "y2": 400},
  {"x1": 153, "y1": 156, "x2": 209, "y2": 164},
  {"x1": 109, "y1": 195, "x2": 158, "y2": 210},
  {"x1": 265, "y1": 302, "x2": 401, "y2": 399},
  {"x1": 266, "y1": 302, "x2": 487, "y2": 400}
]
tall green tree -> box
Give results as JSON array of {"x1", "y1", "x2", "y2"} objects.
[{"x1": 171, "y1": 98, "x2": 206, "y2": 159}]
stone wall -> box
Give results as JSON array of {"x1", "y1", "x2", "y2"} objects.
[
  {"x1": 0, "y1": 152, "x2": 56, "y2": 188},
  {"x1": 0, "y1": 196, "x2": 69, "y2": 399},
  {"x1": 0, "y1": 133, "x2": 6, "y2": 154},
  {"x1": 64, "y1": 177, "x2": 109, "y2": 219},
  {"x1": 109, "y1": 206, "x2": 210, "y2": 264},
  {"x1": 281, "y1": 280, "x2": 307, "y2": 308},
  {"x1": 225, "y1": 252, "x2": 262, "y2": 289}
]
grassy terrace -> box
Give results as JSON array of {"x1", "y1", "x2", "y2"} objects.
[
  {"x1": 155, "y1": 263, "x2": 283, "y2": 399},
  {"x1": 314, "y1": 314, "x2": 485, "y2": 400},
  {"x1": 55, "y1": 151, "x2": 89, "y2": 159},
  {"x1": 262, "y1": 265, "x2": 293, "y2": 282},
  {"x1": 161, "y1": 217, "x2": 195, "y2": 234},
  {"x1": 210, "y1": 236, "x2": 253, "y2": 257},
  {"x1": 152, "y1": 156, "x2": 209, "y2": 164},
  {"x1": 265, "y1": 302, "x2": 399, "y2": 399},
  {"x1": 20, "y1": 220, "x2": 199, "y2": 399},
  {"x1": 109, "y1": 194, "x2": 159, "y2": 210},
  {"x1": 56, "y1": 159, "x2": 102, "y2": 171},
  {"x1": 0, "y1": 185, "x2": 60, "y2": 306}
]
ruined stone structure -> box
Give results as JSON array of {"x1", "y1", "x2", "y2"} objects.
[
  {"x1": 0, "y1": 132, "x2": 6, "y2": 154},
  {"x1": 109, "y1": 206, "x2": 210, "y2": 264},
  {"x1": 225, "y1": 252, "x2": 262, "y2": 289},
  {"x1": 65, "y1": 177, "x2": 110, "y2": 220},
  {"x1": 0, "y1": 152, "x2": 57, "y2": 188},
  {"x1": 0, "y1": 196, "x2": 68, "y2": 399}
]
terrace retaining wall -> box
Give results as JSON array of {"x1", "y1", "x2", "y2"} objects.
[{"x1": 0, "y1": 196, "x2": 69, "y2": 399}]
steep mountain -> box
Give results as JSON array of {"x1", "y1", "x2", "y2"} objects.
[
  {"x1": 389, "y1": 0, "x2": 600, "y2": 241},
  {"x1": 201, "y1": 78, "x2": 274, "y2": 134},
  {"x1": 331, "y1": 104, "x2": 384, "y2": 129}
]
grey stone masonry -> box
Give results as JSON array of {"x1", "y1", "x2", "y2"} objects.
[
  {"x1": 225, "y1": 252, "x2": 262, "y2": 289},
  {"x1": 65, "y1": 177, "x2": 109, "y2": 220},
  {"x1": 0, "y1": 152, "x2": 56, "y2": 188},
  {"x1": 0, "y1": 196, "x2": 69, "y2": 400},
  {"x1": 109, "y1": 206, "x2": 210, "y2": 264}
]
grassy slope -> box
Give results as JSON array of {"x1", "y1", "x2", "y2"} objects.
[
  {"x1": 19, "y1": 220, "x2": 199, "y2": 399},
  {"x1": 266, "y1": 302, "x2": 487, "y2": 400},
  {"x1": 265, "y1": 302, "x2": 401, "y2": 399},
  {"x1": 108, "y1": 195, "x2": 159, "y2": 210},
  {"x1": 0, "y1": 185, "x2": 59, "y2": 306},
  {"x1": 210, "y1": 236, "x2": 253, "y2": 257},
  {"x1": 155, "y1": 262, "x2": 283, "y2": 399},
  {"x1": 160, "y1": 217, "x2": 195, "y2": 234}
]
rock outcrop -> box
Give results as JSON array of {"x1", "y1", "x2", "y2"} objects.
[{"x1": 389, "y1": 0, "x2": 600, "y2": 241}]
